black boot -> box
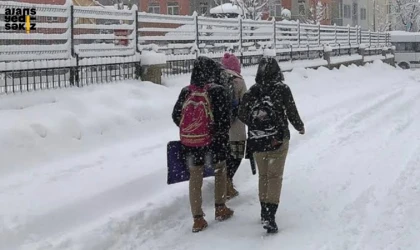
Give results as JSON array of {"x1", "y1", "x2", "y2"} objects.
[
  {"x1": 260, "y1": 202, "x2": 268, "y2": 224},
  {"x1": 263, "y1": 203, "x2": 278, "y2": 234}
]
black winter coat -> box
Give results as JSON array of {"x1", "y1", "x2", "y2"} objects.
[
  {"x1": 238, "y1": 57, "x2": 304, "y2": 144},
  {"x1": 172, "y1": 57, "x2": 231, "y2": 165}
]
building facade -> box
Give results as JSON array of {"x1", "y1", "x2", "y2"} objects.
[{"x1": 333, "y1": 0, "x2": 390, "y2": 31}]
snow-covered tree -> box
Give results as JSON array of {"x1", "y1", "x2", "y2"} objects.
[
  {"x1": 390, "y1": 0, "x2": 420, "y2": 32},
  {"x1": 306, "y1": 0, "x2": 326, "y2": 24},
  {"x1": 281, "y1": 8, "x2": 291, "y2": 20},
  {"x1": 372, "y1": 1, "x2": 391, "y2": 32},
  {"x1": 231, "y1": 0, "x2": 269, "y2": 20}
]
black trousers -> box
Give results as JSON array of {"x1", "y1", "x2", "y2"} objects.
[{"x1": 227, "y1": 153, "x2": 242, "y2": 180}]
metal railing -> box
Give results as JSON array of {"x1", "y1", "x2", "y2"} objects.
[
  {"x1": 0, "y1": 1, "x2": 392, "y2": 94},
  {"x1": 0, "y1": 61, "x2": 140, "y2": 94}
]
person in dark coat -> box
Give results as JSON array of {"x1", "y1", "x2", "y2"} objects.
[
  {"x1": 172, "y1": 56, "x2": 234, "y2": 233},
  {"x1": 238, "y1": 57, "x2": 305, "y2": 234}
]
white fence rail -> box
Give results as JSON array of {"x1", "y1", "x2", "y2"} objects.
[{"x1": 0, "y1": 1, "x2": 391, "y2": 65}]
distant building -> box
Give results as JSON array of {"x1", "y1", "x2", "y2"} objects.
[{"x1": 333, "y1": 0, "x2": 390, "y2": 31}]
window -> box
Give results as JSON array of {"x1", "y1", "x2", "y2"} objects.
[
  {"x1": 298, "y1": 0, "x2": 306, "y2": 16},
  {"x1": 199, "y1": 2, "x2": 208, "y2": 15},
  {"x1": 361, "y1": 8, "x2": 366, "y2": 20},
  {"x1": 270, "y1": 4, "x2": 282, "y2": 17},
  {"x1": 148, "y1": 3, "x2": 160, "y2": 14},
  {"x1": 46, "y1": 16, "x2": 59, "y2": 22},
  {"x1": 275, "y1": 4, "x2": 282, "y2": 16},
  {"x1": 344, "y1": 4, "x2": 351, "y2": 18},
  {"x1": 394, "y1": 42, "x2": 420, "y2": 52},
  {"x1": 167, "y1": 2, "x2": 179, "y2": 15}
]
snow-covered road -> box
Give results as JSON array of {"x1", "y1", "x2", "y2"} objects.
[{"x1": 1, "y1": 61, "x2": 420, "y2": 250}]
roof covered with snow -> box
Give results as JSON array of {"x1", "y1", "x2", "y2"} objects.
[{"x1": 210, "y1": 3, "x2": 246, "y2": 15}]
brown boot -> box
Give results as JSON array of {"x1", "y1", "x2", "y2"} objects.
[
  {"x1": 226, "y1": 179, "x2": 239, "y2": 200},
  {"x1": 215, "y1": 204, "x2": 234, "y2": 221},
  {"x1": 192, "y1": 216, "x2": 208, "y2": 233}
]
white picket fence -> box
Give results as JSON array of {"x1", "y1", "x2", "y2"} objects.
[{"x1": 0, "y1": 1, "x2": 390, "y2": 67}]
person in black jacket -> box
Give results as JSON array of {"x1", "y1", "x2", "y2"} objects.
[
  {"x1": 172, "y1": 56, "x2": 234, "y2": 233},
  {"x1": 238, "y1": 57, "x2": 305, "y2": 234}
]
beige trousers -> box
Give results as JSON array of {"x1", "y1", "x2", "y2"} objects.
[
  {"x1": 254, "y1": 140, "x2": 289, "y2": 204},
  {"x1": 189, "y1": 161, "x2": 227, "y2": 217}
]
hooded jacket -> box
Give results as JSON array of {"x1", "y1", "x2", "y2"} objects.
[
  {"x1": 238, "y1": 57, "x2": 304, "y2": 144},
  {"x1": 172, "y1": 56, "x2": 231, "y2": 165},
  {"x1": 224, "y1": 69, "x2": 247, "y2": 142}
]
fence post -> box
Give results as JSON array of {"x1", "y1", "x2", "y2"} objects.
[
  {"x1": 356, "y1": 25, "x2": 359, "y2": 45},
  {"x1": 239, "y1": 17, "x2": 243, "y2": 64},
  {"x1": 272, "y1": 18, "x2": 276, "y2": 50},
  {"x1": 70, "y1": 5, "x2": 75, "y2": 57},
  {"x1": 69, "y1": 5, "x2": 78, "y2": 87},
  {"x1": 194, "y1": 12, "x2": 199, "y2": 56},
  {"x1": 334, "y1": 23, "x2": 337, "y2": 45},
  {"x1": 318, "y1": 22, "x2": 321, "y2": 46},
  {"x1": 135, "y1": 10, "x2": 140, "y2": 53},
  {"x1": 297, "y1": 20, "x2": 301, "y2": 47},
  {"x1": 369, "y1": 30, "x2": 372, "y2": 47},
  {"x1": 348, "y1": 24, "x2": 351, "y2": 46},
  {"x1": 377, "y1": 31, "x2": 380, "y2": 47}
]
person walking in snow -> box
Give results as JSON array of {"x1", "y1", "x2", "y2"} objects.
[
  {"x1": 238, "y1": 57, "x2": 305, "y2": 234},
  {"x1": 172, "y1": 56, "x2": 234, "y2": 233},
  {"x1": 220, "y1": 53, "x2": 248, "y2": 200}
]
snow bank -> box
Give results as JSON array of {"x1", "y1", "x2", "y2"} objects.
[
  {"x1": 3, "y1": 61, "x2": 420, "y2": 250},
  {"x1": 0, "y1": 80, "x2": 184, "y2": 178},
  {"x1": 140, "y1": 51, "x2": 167, "y2": 65}
]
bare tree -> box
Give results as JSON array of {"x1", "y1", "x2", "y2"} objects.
[
  {"x1": 303, "y1": 0, "x2": 326, "y2": 24},
  {"x1": 390, "y1": 0, "x2": 420, "y2": 32}
]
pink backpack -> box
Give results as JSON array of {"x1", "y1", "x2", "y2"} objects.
[{"x1": 180, "y1": 84, "x2": 214, "y2": 147}]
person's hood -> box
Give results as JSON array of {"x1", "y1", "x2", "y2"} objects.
[
  {"x1": 255, "y1": 57, "x2": 284, "y2": 88},
  {"x1": 190, "y1": 56, "x2": 220, "y2": 87}
]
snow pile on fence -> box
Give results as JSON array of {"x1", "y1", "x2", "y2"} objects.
[
  {"x1": 210, "y1": 3, "x2": 246, "y2": 15},
  {"x1": 140, "y1": 51, "x2": 167, "y2": 65}
]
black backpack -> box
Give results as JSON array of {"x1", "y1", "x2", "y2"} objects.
[{"x1": 246, "y1": 85, "x2": 283, "y2": 153}]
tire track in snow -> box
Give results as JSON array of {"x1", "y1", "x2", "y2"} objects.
[
  {"x1": 315, "y1": 90, "x2": 420, "y2": 250},
  {"x1": 290, "y1": 87, "x2": 406, "y2": 155}
]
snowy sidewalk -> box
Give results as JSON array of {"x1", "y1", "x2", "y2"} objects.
[{"x1": 1, "y1": 62, "x2": 420, "y2": 250}]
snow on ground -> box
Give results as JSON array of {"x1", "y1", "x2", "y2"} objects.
[{"x1": 1, "y1": 61, "x2": 420, "y2": 250}]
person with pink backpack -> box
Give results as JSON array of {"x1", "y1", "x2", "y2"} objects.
[{"x1": 172, "y1": 56, "x2": 234, "y2": 233}]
